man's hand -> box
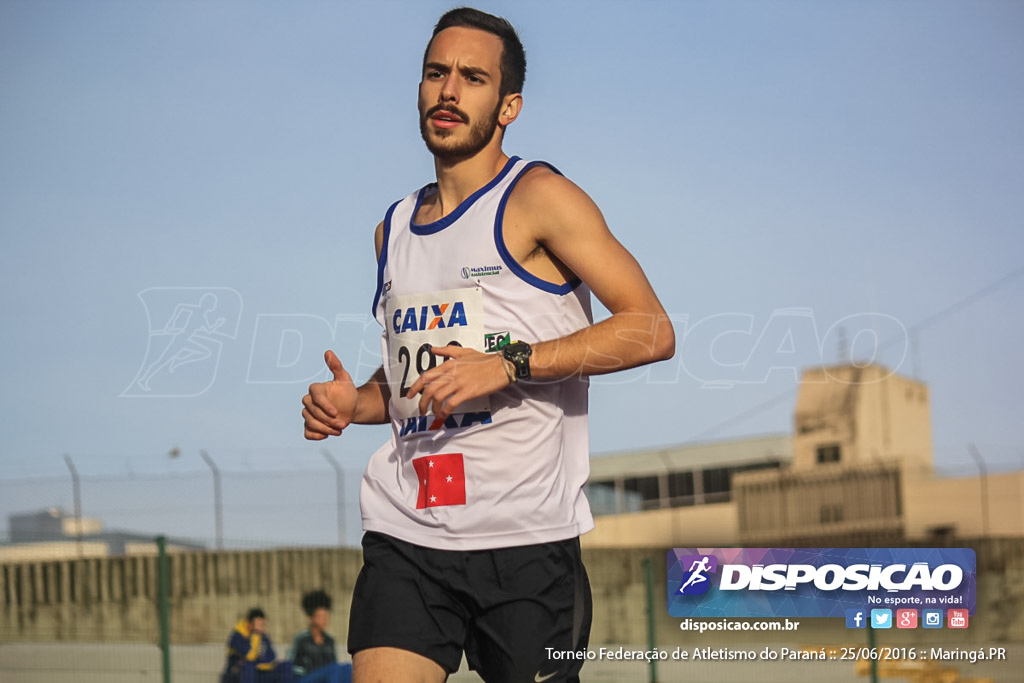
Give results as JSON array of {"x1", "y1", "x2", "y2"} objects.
[
  {"x1": 406, "y1": 345, "x2": 510, "y2": 422},
  {"x1": 302, "y1": 350, "x2": 358, "y2": 440}
]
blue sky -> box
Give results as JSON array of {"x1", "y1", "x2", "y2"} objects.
[{"x1": 1, "y1": 0, "x2": 1022, "y2": 545}]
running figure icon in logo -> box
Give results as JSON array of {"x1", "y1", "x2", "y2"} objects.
[{"x1": 678, "y1": 555, "x2": 718, "y2": 596}]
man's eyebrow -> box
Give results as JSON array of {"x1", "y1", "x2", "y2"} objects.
[
  {"x1": 459, "y1": 64, "x2": 492, "y2": 79},
  {"x1": 423, "y1": 61, "x2": 492, "y2": 79}
]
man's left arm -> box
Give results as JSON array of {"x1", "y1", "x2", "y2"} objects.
[
  {"x1": 410, "y1": 168, "x2": 675, "y2": 419},
  {"x1": 515, "y1": 169, "x2": 676, "y2": 379}
]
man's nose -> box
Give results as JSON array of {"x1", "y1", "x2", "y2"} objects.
[{"x1": 439, "y1": 73, "x2": 459, "y2": 102}]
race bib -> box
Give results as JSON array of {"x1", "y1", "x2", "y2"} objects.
[{"x1": 385, "y1": 287, "x2": 490, "y2": 420}]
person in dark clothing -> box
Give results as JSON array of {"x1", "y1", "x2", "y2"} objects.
[
  {"x1": 222, "y1": 607, "x2": 295, "y2": 683},
  {"x1": 288, "y1": 590, "x2": 351, "y2": 683}
]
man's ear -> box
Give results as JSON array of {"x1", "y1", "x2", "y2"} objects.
[{"x1": 498, "y1": 93, "x2": 523, "y2": 127}]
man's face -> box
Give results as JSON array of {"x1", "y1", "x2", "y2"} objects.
[
  {"x1": 311, "y1": 607, "x2": 330, "y2": 631},
  {"x1": 250, "y1": 617, "x2": 267, "y2": 634},
  {"x1": 419, "y1": 26, "x2": 505, "y2": 161}
]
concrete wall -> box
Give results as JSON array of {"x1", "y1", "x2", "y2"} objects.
[
  {"x1": 2, "y1": 541, "x2": 1023, "y2": 648},
  {"x1": 0, "y1": 548, "x2": 363, "y2": 647},
  {"x1": 0, "y1": 543, "x2": 111, "y2": 564},
  {"x1": 0, "y1": 541, "x2": 200, "y2": 563},
  {"x1": 792, "y1": 365, "x2": 932, "y2": 472},
  {"x1": 1, "y1": 547, "x2": 669, "y2": 648},
  {"x1": 904, "y1": 471, "x2": 1024, "y2": 539},
  {"x1": 732, "y1": 462, "x2": 904, "y2": 542},
  {"x1": 582, "y1": 502, "x2": 739, "y2": 548}
]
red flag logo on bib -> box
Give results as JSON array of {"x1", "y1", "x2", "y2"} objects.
[{"x1": 413, "y1": 453, "x2": 466, "y2": 508}]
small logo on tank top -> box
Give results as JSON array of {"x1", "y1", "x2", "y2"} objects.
[
  {"x1": 460, "y1": 265, "x2": 503, "y2": 279},
  {"x1": 484, "y1": 331, "x2": 511, "y2": 352}
]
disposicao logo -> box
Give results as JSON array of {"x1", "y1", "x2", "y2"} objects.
[
  {"x1": 667, "y1": 548, "x2": 976, "y2": 619},
  {"x1": 676, "y1": 555, "x2": 718, "y2": 596}
]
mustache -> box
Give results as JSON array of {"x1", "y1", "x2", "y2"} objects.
[{"x1": 424, "y1": 104, "x2": 469, "y2": 123}]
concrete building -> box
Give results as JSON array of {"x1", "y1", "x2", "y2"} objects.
[
  {"x1": 2, "y1": 508, "x2": 203, "y2": 561},
  {"x1": 9, "y1": 508, "x2": 104, "y2": 541},
  {"x1": 583, "y1": 363, "x2": 1024, "y2": 548}
]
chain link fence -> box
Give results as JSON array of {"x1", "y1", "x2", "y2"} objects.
[{"x1": 2, "y1": 447, "x2": 1023, "y2": 682}]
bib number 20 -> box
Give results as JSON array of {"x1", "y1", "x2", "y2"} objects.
[{"x1": 398, "y1": 341, "x2": 462, "y2": 396}]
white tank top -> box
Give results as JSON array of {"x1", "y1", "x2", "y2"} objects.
[{"x1": 361, "y1": 157, "x2": 595, "y2": 550}]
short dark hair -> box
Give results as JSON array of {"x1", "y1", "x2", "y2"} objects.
[
  {"x1": 301, "y1": 589, "x2": 332, "y2": 617},
  {"x1": 246, "y1": 607, "x2": 266, "y2": 622},
  {"x1": 426, "y1": 7, "x2": 526, "y2": 98}
]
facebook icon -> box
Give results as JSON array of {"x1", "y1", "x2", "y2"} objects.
[{"x1": 846, "y1": 609, "x2": 866, "y2": 629}]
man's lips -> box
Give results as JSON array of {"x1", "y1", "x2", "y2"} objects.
[{"x1": 429, "y1": 108, "x2": 466, "y2": 128}]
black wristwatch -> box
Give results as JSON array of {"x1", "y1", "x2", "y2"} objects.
[{"x1": 502, "y1": 341, "x2": 532, "y2": 382}]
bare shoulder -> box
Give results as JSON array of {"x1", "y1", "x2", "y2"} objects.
[
  {"x1": 507, "y1": 164, "x2": 609, "y2": 243},
  {"x1": 511, "y1": 164, "x2": 599, "y2": 213}
]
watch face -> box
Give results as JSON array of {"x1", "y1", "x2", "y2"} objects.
[
  {"x1": 503, "y1": 342, "x2": 531, "y2": 379},
  {"x1": 504, "y1": 341, "x2": 530, "y2": 357}
]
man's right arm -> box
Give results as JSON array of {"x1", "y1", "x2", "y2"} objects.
[{"x1": 302, "y1": 359, "x2": 390, "y2": 440}]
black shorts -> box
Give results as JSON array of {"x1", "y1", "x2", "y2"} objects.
[{"x1": 348, "y1": 531, "x2": 592, "y2": 683}]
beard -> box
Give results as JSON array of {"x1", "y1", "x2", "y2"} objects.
[{"x1": 419, "y1": 99, "x2": 503, "y2": 162}]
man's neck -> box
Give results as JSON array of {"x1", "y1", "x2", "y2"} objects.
[{"x1": 431, "y1": 146, "x2": 509, "y2": 217}]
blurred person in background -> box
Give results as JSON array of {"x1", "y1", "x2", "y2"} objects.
[
  {"x1": 222, "y1": 607, "x2": 294, "y2": 683},
  {"x1": 288, "y1": 590, "x2": 352, "y2": 683}
]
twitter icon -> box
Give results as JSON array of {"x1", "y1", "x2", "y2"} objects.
[{"x1": 871, "y1": 609, "x2": 893, "y2": 629}]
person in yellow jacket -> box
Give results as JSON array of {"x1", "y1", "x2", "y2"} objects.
[{"x1": 222, "y1": 607, "x2": 295, "y2": 683}]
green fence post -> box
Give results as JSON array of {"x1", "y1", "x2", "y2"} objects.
[
  {"x1": 157, "y1": 535, "x2": 171, "y2": 683},
  {"x1": 643, "y1": 557, "x2": 658, "y2": 683},
  {"x1": 867, "y1": 621, "x2": 878, "y2": 683}
]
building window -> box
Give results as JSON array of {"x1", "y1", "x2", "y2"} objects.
[
  {"x1": 702, "y1": 467, "x2": 731, "y2": 503},
  {"x1": 586, "y1": 479, "x2": 619, "y2": 515},
  {"x1": 623, "y1": 475, "x2": 661, "y2": 510},
  {"x1": 927, "y1": 525, "x2": 955, "y2": 539},
  {"x1": 820, "y1": 504, "x2": 844, "y2": 524},
  {"x1": 667, "y1": 471, "x2": 695, "y2": 506},
  {"x1": 816, "y1": 444, "x2": 841, "y2": 464}
]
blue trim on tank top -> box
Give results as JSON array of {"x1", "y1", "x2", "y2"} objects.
[
  {"x1": 370, "y1": 199, "x2": 399, "y2": 316},
  {"x1": 494, "y1": 161, "x2": 582, "y2": 295},
  {"x1": 409, "y1": 156, "x2": 521, "y2": 235}
]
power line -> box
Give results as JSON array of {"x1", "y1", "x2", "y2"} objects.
[
  {"x1": 689, "y1": 264, "x2": 1024, "y2": 440},
  {"x1": 689, "y1": 389, "x2": 796, "y2": 441},
  {"x1": 904, "y1": 263, "x2": 1024, "y2": 336}
]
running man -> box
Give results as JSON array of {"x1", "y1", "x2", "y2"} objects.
[
  {"x1": 302, "y1": 7, "x2": 674, "y2": 682},
  {"x1": 137, "y1": 292, "x2": 225, "y2": 391},
  {"x1": 679, "y1": 557, "x2": 712, "y2": 593}
]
